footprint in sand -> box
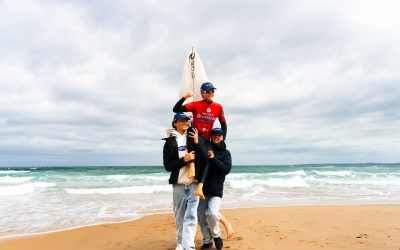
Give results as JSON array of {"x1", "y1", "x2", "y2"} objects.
[
  {"x1": 298, "y1": 240, "x2": 316, "y2": 244},
  {"x1": 356, "y1": 233, "x2": 369, "y2": 239}
]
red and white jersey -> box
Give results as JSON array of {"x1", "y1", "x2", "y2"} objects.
[{"x1": 185, "y1": 100, "x2": 226, "y2": 140}]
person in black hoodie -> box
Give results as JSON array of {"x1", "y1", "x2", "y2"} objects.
[
  {"x1": 197, "y1": 128, "x2": 232, "y2": 250},
  {"x1": 163, "y1": 112, "x2": 208, "y2": 250}
]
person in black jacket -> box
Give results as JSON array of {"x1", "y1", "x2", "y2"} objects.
[
  {"x1": 163, "y1": 112, "x2": 208, "y2": 250},
  {"x1": 197, "y1": 128, "x2": 232, "y2": 250}
]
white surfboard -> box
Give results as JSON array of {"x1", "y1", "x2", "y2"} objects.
[{"x1": 180, "y1": 48, "x2": 208, "y2": 105}]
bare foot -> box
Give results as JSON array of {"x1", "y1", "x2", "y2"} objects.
[
  {"x1": 219, "y1": 213, "x2": 234, "y2": 239},
  {"x1": 224, "y1": 222, "x2": 234, "y2": 239},
  {"x1": 194, "y1": 183, "x2": 205, "y2": 200}
]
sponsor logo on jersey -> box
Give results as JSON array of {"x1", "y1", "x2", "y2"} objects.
[
  {"x1": 178, "y1": 146, "x2": 187, "y2": 151},
  {"x1": 197, "y1": 113, "x2": 217, "y2": 122}
]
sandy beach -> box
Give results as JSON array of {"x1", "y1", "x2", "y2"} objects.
[{"x1": 0, "y1": 205, "x2": 399, "y2": 250}]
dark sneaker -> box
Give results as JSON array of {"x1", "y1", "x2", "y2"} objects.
[
  {"x1": 200, "y1": 242, "x2": 213, "y2": 249},
  {"x1": 214, "y1": 237, "x2": 223, "y2": 249}
]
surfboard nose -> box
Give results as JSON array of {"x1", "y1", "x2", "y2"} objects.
[{"x1": 189, "y1": 47, "x2": 196, "y2": 60}]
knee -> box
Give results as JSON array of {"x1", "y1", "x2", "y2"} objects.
[
  {"x1": 206, "y1": 211, "x2": 219, "y2": 221},
  {"x1": 184, "y1": 213, "x2": 197, "y2": 224}
]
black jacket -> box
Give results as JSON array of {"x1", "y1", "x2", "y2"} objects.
[
  {"x1": 163, "y1": 133, "x2": 208, "y2": 184},
  {"x1": 203, "y1": 142, "x2": 232, "y2": 198}
]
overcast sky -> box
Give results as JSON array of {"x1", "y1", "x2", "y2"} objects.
[{"x1": 1, "y1": 0, "x2": 399, "y2": 167}]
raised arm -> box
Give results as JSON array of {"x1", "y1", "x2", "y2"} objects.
[
  {"x1": 172, "y1": 91, "x2": 193, "y2": 113},
  {"x1": 173, "y1": 98, "x2": 186, "y2": 113}
]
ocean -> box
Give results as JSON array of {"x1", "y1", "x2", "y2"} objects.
[{"x1": 1, "y1": 164, "x2": 399, "y2": 239}]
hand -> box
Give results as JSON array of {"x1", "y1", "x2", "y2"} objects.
[
  {"x1": 184, "y1": 151, "x2": 195, "y2": 162},
  {"x1": 183, "y1": 91, "x2": 193, "y2": 99},
  {"x1": 188, "y1": 127, "x2": 199, "y2": 144},
  {"x1": 208, "y1": 150, "x2": 214, "y2": 159}
]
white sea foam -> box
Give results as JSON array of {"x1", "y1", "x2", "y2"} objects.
[
  {"x1": 105, "y1": 175, "x2": 128, "y2": 181},
  {"x1": 227, "y1": 179, "x2": 253, "y2": 189},
  {"x1": 223, "y1": 173, "x2": 243, "y2": 179},
  {"x1": 0, "y1": 176, "x2": 34, "y2": 184},
  {"x1": 0, "y1": 182, "x2": 56, "y2": 196},
  {"x1": 228, "y1": 173, "x2": 264, "y2": 179},
  {"x1": 0, "y1": 183, "x2": 34, "y2": 196},
  {"x1": 228, "y1": 171, "x2": 307, "y2": 181},
  {"x1": 320, "y1": 178, "x2": 400, "y2": 186},
  {"x1": 0, "y1": 170, "x2": 31, "y2": 174},
  {"x1": 247, "y1": 186, "x2": 266, "y2": 196},
  {"x1": 65, "y1": 185, "x2": 171, "y2": 195},
  {"x1": 313, "y1": 170, "x2": 355, "y2": 177},
  {"x1": 97, "y1": 206, "x2": 139, "y2": 219},
  {"x1": 269, "y1": 170, "x2": 307, "y2": 176},
  {"x1": 104, "y1": 174, "x2": 167, "y2": 182},
  {"x1": 34, "y1": 182, "x2": 56, "y2": 188},
  {"x1": 260, "y1": 176, "x2": 309, "y2": 188},
  {"x1": 228, "y1": 176, "x2": 309, "y2": 189},
  {"x1": 142, "y1": 175, "x2": 169, "y2": 181}
]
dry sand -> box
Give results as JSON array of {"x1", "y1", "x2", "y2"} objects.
[{"x1": 0, "y1": 205, "x2": 399, "y2": 250}]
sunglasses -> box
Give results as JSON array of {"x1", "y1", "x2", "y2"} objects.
[{"x1": 204, "y1": 89, "x2": 215, "y2": 94}]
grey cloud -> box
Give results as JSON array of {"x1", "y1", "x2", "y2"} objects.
[{"x1": 1, "y1": 0, "x2": 399, "y2": 166}]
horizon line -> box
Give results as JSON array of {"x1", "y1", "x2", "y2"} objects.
[{"x1": 1, "y1": 162, "x2": 399, "y2": 168}]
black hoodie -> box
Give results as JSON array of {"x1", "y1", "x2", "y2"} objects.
[
  {"x1": 163, "y1": 131, "x2": 208, "y2": 184},
  {"x1": 203, "y1": 141, "x2": 232, "y2": 198}
]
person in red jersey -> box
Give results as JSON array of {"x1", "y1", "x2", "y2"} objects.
[
  {"x1": 173, "y1": 82, "x2": 227, "y2": 141},
  {"x1": 173, "y1": 82, "x2": 227, "y2": 199}
]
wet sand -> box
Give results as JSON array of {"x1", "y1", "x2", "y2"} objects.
[{"x1": 0, "y1": 205, "x2": 399, "y2": 250}]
